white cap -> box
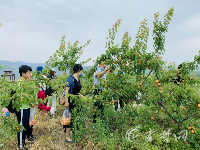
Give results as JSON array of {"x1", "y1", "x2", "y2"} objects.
[
  {"x1": 23, "y1": 62, "x2": 32, "y2": 67},
  {"x1": 50, "y1": 68, "x2": 56, "y2": 72}
]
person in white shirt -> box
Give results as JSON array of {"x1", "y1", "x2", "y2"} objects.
[{"x1": 93, "y1": 61, "x2": 110, "y2": 124}]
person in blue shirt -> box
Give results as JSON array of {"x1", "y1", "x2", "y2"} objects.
[{"x1": 63, "y1": 64, "x2": 84, "y2": 143}]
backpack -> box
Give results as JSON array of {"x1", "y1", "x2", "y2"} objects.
[
  {"x1": 46, "y1": 86, "x2": 56, "y2": 96},
  {"x1": 6, "y1": 90, "x2": 17, "y2": 113}
]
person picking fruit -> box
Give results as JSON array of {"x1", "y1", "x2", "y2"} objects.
[
  {"x1": 93, "y1": 61, "x2": 110, "y2": 124},
  {"x1": 63, "y1": 64, "x2": 84, "y2": 143}
]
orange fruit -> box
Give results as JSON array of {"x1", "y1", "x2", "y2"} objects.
[
  {"x1": 122, "y1": 117, "x2": 124, "y2": 119},
  {"x1": 147, "y1": 66, "x2": 149, "y2": 69},
  {"x1": 190, "y1": 77, "x2": 193, "y2": 80},
  {"x1": 196, "y1": 121, "x2": 198, "y2": 124},
  {"x1": 15, "y1": 126, "x2": 19, "y2": 130},
  {"x1": 131, "y1": 84, "x2": 133, "y2": 85},
  {"x1": 141, "y1": 76, "x2": 144, "y2": 79},
  {"x1": 121, "y1": 74, "x2": 123, "y2": 77},
  {"x1": 126, "y1": 65, "x2": 129, "y2": 67},
  {"x1": 188, "y1": 127, "x2": 192, "y2": 130},
  {"x1": 160, "y1": 110, "x2": 162, "y2": 112},
  {"x1": 118, "y1": 57, "x2": 121, "y2": 60},
  {"x1": 138, "y1": 86, "x2": 140, "y2": 88},
  {"x1": 113, "y1": 61, "x2": 115, "y2": 64},
  {"x1": 192, "y1": 127, "x2": 195, "y2": 130},
  {"x1": 153, "y1": 84, "x2": 154, "y2": 86},
  {"x1": 155, "y1": 80, "x2": 159, "y2": 83},
  {"x1": 140, "y1": 83, "x2": 142, "y2": 86},
  {"x1": 198, "y1": 104, "x2": 200, "y2": 108},
  {"x1": 151, "y1": 117, "x2": 154, "y2": 120},
  {"x1": 158, "y1": 83, "x2": 160, "y2": 86},
  {"x1": 155, "y1": 85, "x2": 157, "y2": 87},
  {"x1": 94, "y1": 109, "x2": 96, "y2": 112},
  {"x1": 191, "y1": 130, "x2": 195, "y2": 133}
]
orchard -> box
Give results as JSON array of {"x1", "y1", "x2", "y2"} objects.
[{"x1": 1, "y1": 7, "x2": 200, "y2": 149}]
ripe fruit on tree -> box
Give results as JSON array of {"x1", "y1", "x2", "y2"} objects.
[
  {"x1": 15, "y1": 126, "x2": 20, "y2": 130},
  {"x1": 122, "y1": 117, "x2": 124, "y2": 119},
  {"x1": 118, "y1": 57, "x2": 121, "y2": 60},
  {"x1": 141, "y1": 76, "x2": 144, "y2": 79},
  {"x1": 190, "y1": 77, "x2": 193, "y2": 80},
  {"x1": 198, "y1": 104, "x2": 200, "y2": 108},
  {"x1": 138, "y1": 86, "x2": 141, "y2": 88},
  {"x1": 158, "y1": 83, "x2": 160, "y2": 86},
  {"x1": 151, "y1": 117, "x2": 154, "y2": 120},
  {"x1": 94, "y1": 109, "x2": 96, "y2": 112},
  {"x1": 155, "y1": 80, "x2": 159, "y2": 83},
  {"x1": 191, "y1": 130, "x2": 195, "y2": 133},
  {"x1": 188, "y1": 127, "x2": 192, "y2": 130}
]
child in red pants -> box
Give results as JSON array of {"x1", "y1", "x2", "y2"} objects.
[
  {"x1": 37, "y1": 89, "x2": 55, "y2": 115},
  {"x1": 37, "y1": 90, "x2": 51, "y2": 113}
]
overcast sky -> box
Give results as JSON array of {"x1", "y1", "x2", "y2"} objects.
[{"x1": 0, "y1": 0, "x2": 200, "y2": 66}]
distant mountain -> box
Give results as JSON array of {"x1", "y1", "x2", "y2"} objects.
[
  {"x1": 0, "y1": 60, "x2": 92, "y2": 80},
  {"x1": 0, "y1": 60, "x2": 199, "y2": 80}
]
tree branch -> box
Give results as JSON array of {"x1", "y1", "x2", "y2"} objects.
[{"x1": 157, "y1": 100, "x2": 179, "y2": 125}]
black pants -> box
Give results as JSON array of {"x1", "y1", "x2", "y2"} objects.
[
  {"x1": 115, "y1": 98, "x2": 124, "y2": 111},
  {"x1": 63, "y1": 97, "x2": 80, "y2": 132},
  {"x1": 93, "y1": 89, "x2": 105, "y2": 123},
  {"x1": 15, "y1": 108, "x2": 33, "y2": 148}
]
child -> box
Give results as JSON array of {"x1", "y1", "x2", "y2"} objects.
[{"x1": 36, "y1": 66, "x2": 55, "y2": 115}]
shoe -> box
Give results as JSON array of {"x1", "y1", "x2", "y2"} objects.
[
  {"x1": 18, "y1": 144, "x2": 29, "y2": 150},
  {"x1": 65, "y1": 139, "x2": 73, "y2": 143},
  {"x1": 27, "y1": 136, "x2": 35, "y2": 142}
]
